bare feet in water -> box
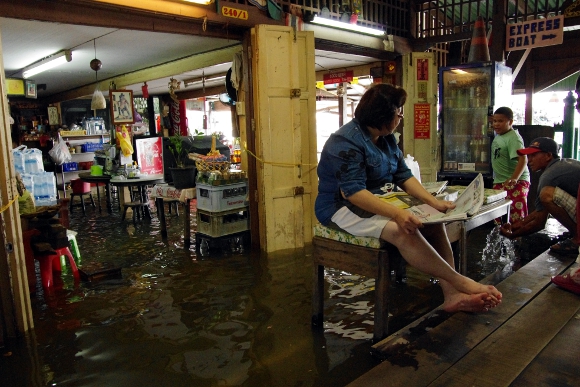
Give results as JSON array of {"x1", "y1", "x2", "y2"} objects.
[
  {"x1": 443, "y1": 292, "x2": 496, "y2": 313},
  {"x1": 442, "y1": 283, "x2": 502, "y2": 313}
]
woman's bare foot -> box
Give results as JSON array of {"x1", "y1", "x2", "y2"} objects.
[
  {"x1": 455, "y1": 278, "x2": 503, "y2": 304},
  {"x1": 442, "y1": 292, "x2": 494, "y2": 313}
]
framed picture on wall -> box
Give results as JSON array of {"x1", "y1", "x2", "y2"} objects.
[
  {"x1": 6, "y1": 78, "x2": 25, "y2": 96},
  {"x1": 25, "y1": 80, "x2": 37, "y2": 99},
  {"x1": 47, "y1": 106, "x2": 59, "y2": 126},
  {"x1": 109, "y1": 90, "x2": 135, "y2": 125}
]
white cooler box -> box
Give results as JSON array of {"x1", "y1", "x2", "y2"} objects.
[{"x1": 196, "y1": 181, "x2": 248, "y2": 212}]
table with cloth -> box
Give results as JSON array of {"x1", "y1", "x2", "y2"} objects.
[{"x1": 149, "y1": 184, "x2": 197, "y2": 248}]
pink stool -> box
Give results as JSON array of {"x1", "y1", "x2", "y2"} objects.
[
  {"x1": 35, "y1": 246, "x2": 80, "y2": 290},
  {"x1": 70, "y1": 179, "x2": 95, "y2": 215}
]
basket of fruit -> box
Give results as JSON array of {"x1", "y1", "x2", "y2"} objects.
[{"x1": 189, "y1": 135, "x2": 230, "y2": 173}]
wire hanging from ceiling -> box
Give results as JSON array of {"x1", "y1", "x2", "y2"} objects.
[{"x1": 90, "y1": 39, "x2": 102, "y2": 82}]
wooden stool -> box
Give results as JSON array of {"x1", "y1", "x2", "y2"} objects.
[
  {"x1": 122, "y1": 202, "x2": 151, "y2": 222},
  {"x1": 156, "y1": 198, "x2": 180, "y2": 217},
  {"x1": 311, "y1": 224, "x2": 404, "y2": 342}
]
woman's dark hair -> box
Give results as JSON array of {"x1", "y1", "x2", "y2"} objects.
[
  {"x1": 493, "y1": 106, "x2": 513, "y2": 120},
  {"x1": 354, "y1": 84, "x2": 407, "y2": 130}
]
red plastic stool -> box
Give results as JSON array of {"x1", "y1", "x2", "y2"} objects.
[{"x1": 35, "y1": 246, "x2": 80, "y2": 290}]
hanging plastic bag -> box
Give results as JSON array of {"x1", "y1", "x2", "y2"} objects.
[
  {"x1": 91, "y1": 87, "x2": 106, "y2": 110},
  {"x1": 116, "y1": 125, "x2": 134, "y2": 157},
  {"x1": 18, "y1": 190, "x2": 36, "y2": 215},
  {"x1": 49, "y1": 134, "x2": 72, "y2": 165},
  {"x1": 405, "y1": 154, "x2": 421, "y2": 183}
]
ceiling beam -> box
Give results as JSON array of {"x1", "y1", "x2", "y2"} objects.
[
  {"x1": 0, "y1": 0, "x2": 250, "y2": 40},
  {"x1": 46, "y1": 45, "x2": 242, "y2": 103}
]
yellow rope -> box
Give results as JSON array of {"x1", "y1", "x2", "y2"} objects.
[
  {"x1": 243, "y1": 143, "x2": 318, "y2": 168},
  {"x1": 0, "y1": 196, "x2": 18, "y2": 214}
]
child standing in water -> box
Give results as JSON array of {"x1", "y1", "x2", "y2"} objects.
[{"x1": 491, "y1": 107, "x2": 530, "y2": 223}]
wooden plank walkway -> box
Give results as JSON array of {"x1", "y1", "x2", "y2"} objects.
[{"x1": 347, "y1": 250, "x2": 580, "y2": 387}]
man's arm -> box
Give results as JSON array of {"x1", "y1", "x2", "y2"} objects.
[{"x1": 500, "y1": 209, "x2": 550, "y2": 239}]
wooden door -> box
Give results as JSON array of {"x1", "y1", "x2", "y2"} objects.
[{"x1": 251, "y1": 25, "x2": 317, "y2": 252}]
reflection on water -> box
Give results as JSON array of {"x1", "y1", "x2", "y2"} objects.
[{"x1": 1, "y1": 200, "x2": 565, "y2": 386}]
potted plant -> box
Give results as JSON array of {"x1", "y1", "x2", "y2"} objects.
[{"x1": 167, "y1": 133, "x2": 197, "y2": 189}]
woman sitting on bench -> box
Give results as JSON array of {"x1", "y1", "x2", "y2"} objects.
[{"x1": 315, "y1": 84, "x2": 502, "y2": 313}]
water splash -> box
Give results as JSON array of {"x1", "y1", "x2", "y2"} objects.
[{"x1": 478, "y1": 226, "x2": 518, "y2": 278}]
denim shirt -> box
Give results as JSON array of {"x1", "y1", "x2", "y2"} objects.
[{"x1": 315, "y1": 119, "x2": 413, "y2": 225}]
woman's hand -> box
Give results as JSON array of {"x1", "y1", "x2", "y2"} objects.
[
  {"x1": 393, "y1": 208, "x2": 424, "y2": 234},
  {"x1": 429, "y1": 200, "x2": 456, "y2": 213}
]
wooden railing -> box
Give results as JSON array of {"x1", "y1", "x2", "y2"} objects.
[{"x1": 222, "y1": 0, "x2": 411, "y2": 37}]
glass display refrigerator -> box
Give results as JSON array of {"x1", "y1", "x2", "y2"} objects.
[{"x1": 438, "y1": 61, "x2": 512, "y2": 186}]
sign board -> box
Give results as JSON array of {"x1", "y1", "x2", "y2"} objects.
[
  {"x1": 323, "y1": 70, "x2": 354, "y2": 85},
  {"x1": 221, "y1": 6, "x2": 249, "y2": 20},
  {"x1": 136, "y1": 137, "x2": 164, "y2": 175},
  {"x1": 416, "y1": 58, "x2": 429, "y2": 81},
  {"x1": 6, "y1": 78, "x2": 25, "y2": 96},
  {"x1": 505, "y1": 15, "x2": 563, "y2": 51},
  {"x1": 414, "y1": 103, "x2": 431, "y2": 139}
]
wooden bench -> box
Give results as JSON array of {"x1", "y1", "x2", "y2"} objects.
[
  {"x1": 312, "y1": 200, "x2": 512, "y2": 343},
  {"x1": 311, "y1": 224, "x2": 404, "y2": 342},
  {"x1": 346, "y1": 251, "x2": 580, "y2": 387}
]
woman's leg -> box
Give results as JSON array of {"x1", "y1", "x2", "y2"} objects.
[{"x1": 380, "y1": 222, "x2": 502, "y2": 312}]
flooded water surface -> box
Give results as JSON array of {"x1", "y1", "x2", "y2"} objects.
[{"x1": 1, "y1": 198, "x2": 563, "y2": 386}]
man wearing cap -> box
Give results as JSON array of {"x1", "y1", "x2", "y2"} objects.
[{"x1": 500, "y1": 137, "x2": 580, "y2": 256}]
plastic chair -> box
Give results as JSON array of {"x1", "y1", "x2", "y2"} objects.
[
  {"x1": 69, "y1": 179, "x2": 95, "y2": 215},
  {"x1": 34, "y1": 244, "x2": 80, "y2": 290},
  {"x1": 67, "y1": 229, "x2": 81, "y2": 264}
]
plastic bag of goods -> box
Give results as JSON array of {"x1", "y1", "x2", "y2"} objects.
[
  {"x1": 91, "y1": 88, "x2": 106, "y2": 110},
  {"x1": 405, "y1": 154, "x2": 421, "y2": 183}
]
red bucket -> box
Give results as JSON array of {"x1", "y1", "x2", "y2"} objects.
[{"x1": 71, "y1": 179, "x2": 90, "y2": 194}]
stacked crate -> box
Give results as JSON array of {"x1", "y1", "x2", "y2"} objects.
[{"x1": 195, "y1": 177, "x2": 249, "y2": 255}]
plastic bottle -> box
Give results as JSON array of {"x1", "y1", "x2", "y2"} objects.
[{"x1": 233, "y1": 137, "x2": 241, "y2": 163}]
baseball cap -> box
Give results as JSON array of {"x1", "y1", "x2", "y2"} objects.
[{"x1": 517, "y1": 137, "x2": 560, "y2": 157}]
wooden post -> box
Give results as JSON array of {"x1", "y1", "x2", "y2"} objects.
[{"x1": 0, "y1": 30, "x2": 34, "y2": 336}]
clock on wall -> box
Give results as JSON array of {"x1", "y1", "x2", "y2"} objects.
[{"x1": 48, "y1": 106, "x2": 59, "y2": 126}]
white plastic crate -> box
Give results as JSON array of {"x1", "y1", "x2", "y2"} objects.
[
  {"x1": 196, "y1": 207, "x2": 249, "y2": 237},
  {"x1": 196, "y1": 181, "x2": 248, "y2": 212}
]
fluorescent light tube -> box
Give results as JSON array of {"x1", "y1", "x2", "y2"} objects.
[
  {"x1": 22, "y1": 50, "x2": 72, "y2": 79},
  {"x1": 183, "y1": 0, "x2": 214, "y2": 5},
  {"x1": 311, "y1": 15, "x2": 385, "y2": 36}
]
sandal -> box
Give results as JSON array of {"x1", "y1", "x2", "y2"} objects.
[
  {"x1": 551, "y1": 272, "x2": 580, "y2": 295},
  {"x1": 549, "y1": 238, "x2": 579, "y2": 255}
]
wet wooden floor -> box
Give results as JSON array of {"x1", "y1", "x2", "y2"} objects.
[{"x1": 347, "y1": 250, "x2": 580, "y2": 387}]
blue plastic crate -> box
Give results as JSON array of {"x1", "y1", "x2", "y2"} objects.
[{"x1": 62, "y1": 162, "x2": 78, "y2": 172}]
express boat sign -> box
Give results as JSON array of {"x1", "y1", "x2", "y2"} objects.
[{"x1": 505, "y1": 15, "x2": 563, "y2": 51}]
